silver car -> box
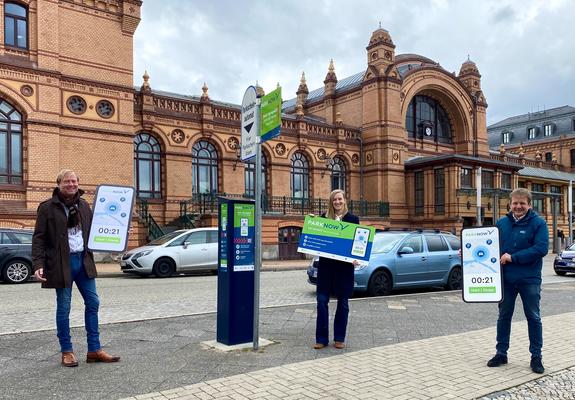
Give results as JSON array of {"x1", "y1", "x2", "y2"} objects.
[{"x1": 120, "y1": 228, "x2": 218, "y2": 278}]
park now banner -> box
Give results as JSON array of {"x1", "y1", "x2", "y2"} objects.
[
  {"x1": 297, "y1": 216, "x2": 375, "y2": 265},
  {"x1": 461, "y1": 226, "x2": 503, "y2": 303},
  {"x1": 260, "y1": 86, "x2": 282, "y2": 142}
]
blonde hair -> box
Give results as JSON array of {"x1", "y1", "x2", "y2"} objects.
[
  {"x1": 326, "y1": 189, "x2": 348, "y2": 220},
  {"x1": 56, "y1": 169, "x2": 79, "y2": 184}
]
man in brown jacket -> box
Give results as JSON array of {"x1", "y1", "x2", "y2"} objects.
[{"x1": 32, "y1": 169, "x2": 120, "y2": 367}]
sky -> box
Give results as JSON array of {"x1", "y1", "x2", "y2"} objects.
[{"x1": 133, "y1": 0, "x2": 574, "y2": 126}]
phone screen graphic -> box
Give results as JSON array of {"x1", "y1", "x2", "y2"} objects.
[{"x1": 351, "y1": 227, "x2": 370, "y2": 257}]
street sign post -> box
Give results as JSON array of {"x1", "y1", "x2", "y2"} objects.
[{"x1": 241, "y1": 86, "x2": 258, "y2": 161}]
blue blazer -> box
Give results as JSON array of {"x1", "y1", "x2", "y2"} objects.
[{"x1": 316, "y1": 212, "x2": 359, "y2": 298}]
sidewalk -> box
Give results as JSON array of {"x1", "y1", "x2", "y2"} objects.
[
  {"x1": 2, "y1": 279, "x2": 575, "y2": 400},
  {"x1": 96, "y1": 259, "x2": 311, "y2": 277}
]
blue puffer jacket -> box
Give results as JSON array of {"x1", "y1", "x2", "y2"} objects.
[{"x1": 496, "y1": 209, "x2": 549, "y2": 284}]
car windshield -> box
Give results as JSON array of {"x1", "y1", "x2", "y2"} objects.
[
  {"x1": 567, "y1": 243, "x2": 575, "y2": 251},
  {"x1": 372, "y1": 232, "x2": 408, "y2": 254},
  {"x1": 147, "y1": 231, "x2": 187, "y2": 246}
]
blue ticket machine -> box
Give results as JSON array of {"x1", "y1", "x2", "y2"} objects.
[{"x1": 217, "y1": 198, "x2": 256, "y2": 345}]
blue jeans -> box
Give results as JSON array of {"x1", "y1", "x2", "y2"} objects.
[
  {"x1": 496, "y1": 280, "x2": 542, "y2": 357},
  {"x1": 316, "y1": 292, "x2": 349, "y2": 345},
  {"x1": 55, "y1": 253, "x2": 101, "y2": 353}
]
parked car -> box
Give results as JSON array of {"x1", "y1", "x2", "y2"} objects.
[
  {"x1": 307, "y1": 229, "x2": 462, "y2": 296},
  {"x1": 120, "y1": 228, "x2": 218, "y2": 278},
  {"x1": 0, "y1": 228, "x2": 34, "y2": 284},
  {"x1": 553, "y1": 243, "x2": 575, "y2": 276}
]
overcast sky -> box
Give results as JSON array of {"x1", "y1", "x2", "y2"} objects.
[{"x1": 133, "y1": 0, "x2": 574, "y2": 126}]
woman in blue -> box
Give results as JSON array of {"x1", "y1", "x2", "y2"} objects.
[{"x1": 314, "y1": 189, "x2": 359, "y2": 350}]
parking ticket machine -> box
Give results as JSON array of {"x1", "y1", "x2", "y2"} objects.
[{"x1": 216, "y1": 198, "x2": 255, "y2": 345}]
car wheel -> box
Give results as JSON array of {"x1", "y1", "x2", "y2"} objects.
[
  {"x1": 2, "y1": 260, "x2": 32, "y2": 284},
  {"x1": 555, "y1": 270, "x2": 567, "y2": 276},
  {"x1": 446, "y1": 266, "x2": 463, "y2": 290},
  {"x1": 367, "y1": 270, "x2": 392, "y2": 297},
  {"x1": 152, "y1": 258, "x2": 175, "y2": 278}
]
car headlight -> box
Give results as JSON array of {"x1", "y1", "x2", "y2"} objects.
[{"x1": 133, "y1": 250, "x2": 153, "y2": 260}]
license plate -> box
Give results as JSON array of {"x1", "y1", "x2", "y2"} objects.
[
  {"x1": 120, "y1": 261, "x2": 126, "y2": 267},
  {"x1": 567, "y1": 262, "x2": 575, "y2": 267}
]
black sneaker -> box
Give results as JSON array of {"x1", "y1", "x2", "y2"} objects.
[
  {"x1": 530, "y1": 357, "x2": 544, "y2": 374},
  {"x1": 487, "y1": 354, "x2": 508, "y2": 367}
]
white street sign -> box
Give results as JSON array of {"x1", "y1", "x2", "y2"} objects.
[{"x1": 241, "y1": 86, "x2": 258, "y2": 161}]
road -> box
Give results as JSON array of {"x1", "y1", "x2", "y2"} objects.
[
  {"x1": 0, "y1": 253, "x2": 572, "y2": 335},
  {"x1": 0, "y1": 270, "x2": 316, "y2": 335}
]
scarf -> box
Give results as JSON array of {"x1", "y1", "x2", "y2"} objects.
[{"x1": 57, "y1": 190, "x2": 81, "y2": 228}]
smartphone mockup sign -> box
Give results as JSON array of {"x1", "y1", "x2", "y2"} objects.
[
  {"x1": 88, "y1": 185, "x2": 135, "y2": 252},
  {"x1": 461, "y1": 226, "x2": 503, "y2": 303},
  {"x1": 297, "y1": 216, "x2": 375, "y2": 265}
]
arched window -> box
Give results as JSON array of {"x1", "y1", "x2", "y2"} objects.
[
  {"x1": 244, "y1": 153, "x2": 267, "y2": 197},
  {"x1": 406, "y1": 95, "x2": 452, "y2": 143},
  {"x1": 134, "y1": 133, "x2": 162, "y2": 199},
  {"x1": 329, "y1": 156, "x2": 346, "y2": 192},
  {"x1": 290, "y1": 152, "x2": 309, "y2": 198},
  {"x1": 192, "y1": 140, "x2": 218, "y2": 194},
  {"x1": 4, "y1": 2, "x2": 28, "y2": 49},
  {"x1": 0, "y1": 99, "x2": 23, "y2": 184}
]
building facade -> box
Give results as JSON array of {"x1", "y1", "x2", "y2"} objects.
[{"x1": 1, "y1": 1, "x2": 572, "y2": 259}]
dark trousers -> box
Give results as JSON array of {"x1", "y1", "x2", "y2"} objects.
[
  {"x1": 315, "y1": 292, "x2": 349, "y2": 345},
  {"x1": 496, "y1": 280, "x2": 543, "y2": 358}
]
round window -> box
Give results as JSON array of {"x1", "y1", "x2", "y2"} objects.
[
  {"x1": 96, "y1": 100, "x2": 115, "y2": 118},
  {"x1": 66, "y1": 96, "x2": 87, "y2": 114}
]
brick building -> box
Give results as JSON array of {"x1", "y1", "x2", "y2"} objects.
[{"x1": 1, "y1": 1, "x2": 572, "y2": 259}]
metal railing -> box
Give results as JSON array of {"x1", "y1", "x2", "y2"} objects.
[
  {"x1": 136, "y1": 199, "x2": 165, "y2": 240},
  {"x1": 179, "y1": 193, "x2": 390, "y2": 218}
]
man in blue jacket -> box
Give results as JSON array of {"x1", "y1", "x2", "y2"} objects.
[{"x1": 487, "y1": 188, "x2": 548, "y2": 374}]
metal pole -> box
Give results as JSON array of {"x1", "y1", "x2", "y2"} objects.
[
  {"x1": 569, "y1": 180, "x2": 573, "y2": 247},
  {"x1": 253, "y1": 94, "x2": 262, "y2": 351},
  {"x1": 476, "y1": 166, "x2": 482, "y2": 226},
  {"x1": 552, "y1": 197, "x2": 559, "y2": 254}
]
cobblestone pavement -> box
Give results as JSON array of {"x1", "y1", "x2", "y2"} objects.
[
  {"x1": 117, "y1": 311, "x2": 575, "y2": 400},
  {"x1": 2, "y1": 281, "x2": 575, "y2": 399},
  {"x1": 481, "y1": 367, "x2": 575, "y2": 399}
]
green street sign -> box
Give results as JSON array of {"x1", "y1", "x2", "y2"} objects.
[{"x1": 260, "y1": 86, "x2": 282, "y2": 142}]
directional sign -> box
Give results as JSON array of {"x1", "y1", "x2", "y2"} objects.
[
  {"x1": 241, "y1": 86, "x2": 258, "y2": 161},
  {"x1": 260, "y1": 86, "x2": 282, "y2": 142}
]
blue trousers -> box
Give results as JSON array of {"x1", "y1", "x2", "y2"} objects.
[
  {"x1": 496, "y1": 280, "x2": 542, "y2": 357},
  {"x1": 316, "y1": 292, "x2": 349, "y2": 345},
  {"x1": 55, "y1": 253, "x2": 101, "y2": 353}
]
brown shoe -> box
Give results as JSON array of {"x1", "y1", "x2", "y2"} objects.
[
  {"x1": 86, "y1": 349, "x2": 120, "y2": 363},
  {"x1": 61, "y1": 351, "x2": 79, "y2": 367},
  {"x1": 313, "y1": 343, "x2": 327, "y2": 349},
  {"x1": 334, "y1": 341, "x2": 345, "y2": 349}
]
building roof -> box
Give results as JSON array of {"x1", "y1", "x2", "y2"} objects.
[
  {"x1": 487, "y1": 105, "x2": 575, "y2": 129},
  {"x1": 518, "y1": 166, "x2": 575, "y2": 183},
  {"x1": 282, "y1": 53, "x2": 441, "y2": 112},
  {"x1": 136, "y1": 87, "x2": 242, "y2": 109},
  {"x1": 282, "y1": 71, "x2": 365, "y2": 111},
  {"x1": 487, "y1": 105, "x2": 575, "y2": 148},
  {"x1": 404, "y1": 154, "x2": 522, "y2": 170}
]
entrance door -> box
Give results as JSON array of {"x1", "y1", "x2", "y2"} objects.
[{"x1": 278, "y1": 227, "x2": 305, "y2": 260}]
